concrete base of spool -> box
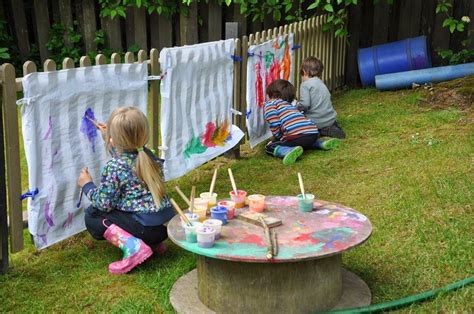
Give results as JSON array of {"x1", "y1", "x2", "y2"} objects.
[{"x1": 170, "y1": 267, "x2": 371, "y2": 314}]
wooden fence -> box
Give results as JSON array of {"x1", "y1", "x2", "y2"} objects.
[{"x1": 0, "y1": 15, "x2": 346, "y2": 256}]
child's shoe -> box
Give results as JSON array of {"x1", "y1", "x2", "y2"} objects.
[
  {"x1": 314, "y1": 138, "x2": 341, "y2": 151},
  {"x1": 151, "y1": 242, "x2": 167, "y2": 255},
  {"x1": 103, "y1": 223, "x2": 153, "y2": 274},
  {"x1": 274, "y1": 146, "x2": 304, "y2": 165}
]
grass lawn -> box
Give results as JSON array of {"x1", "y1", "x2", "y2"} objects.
[{"x1": 1, "y1": 87, "x2": 473, "y2": 313}]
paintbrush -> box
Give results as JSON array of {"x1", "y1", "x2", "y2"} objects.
[
  {"x1": 85, "y1": 115, "x2": 100, "y2": 128},
  {"x1": 298, "y1": 172, "x2": 306, "y2": 199},
  {"x1": 174, "y1": 186, "x2": 191, "y2": 206},
  {"x1": 76, "y1": 190, "x2": 83, "y2": 208},
  {"x1": 209, "y1": 168, "x2": 218, "y2": 195},
  {"x1": 189, "y1": 186, "x2": 196, "y2": 214},
  {"x1": 228, "y1": 168, "x2": 238, "y2": 196},
  {"x1": 170, "y1": 198, "x2": 192, "y2": 226}
]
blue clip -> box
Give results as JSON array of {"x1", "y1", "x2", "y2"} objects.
[
  {"x1": 245, "y1": 110, "x2": 252, "y2": 119},
  {"x1": 20, "y1": 188, "x2": 39, "y2": 201},
  {"x1": 292, "y1": 44, "x2": 302, "y2": 51},
  {"x1": 231, "y1": 55, "x2": 243, "y2": 62},
  {"x1": 247, "y1": 52, "x2": 255, "y2": 57}
]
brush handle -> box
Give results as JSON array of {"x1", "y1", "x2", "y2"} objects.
[
  {"x1": 228, "y1": 168, "x2": 238, "y2": 195},
  {"x1": 189, "y1": 186, "x2": 196, "y2": 214},
  {"x1": 174, "y1": 186, "x2": 191, "y2": 206},
  {"x1": 170, "y1": 198, "x2": 192, "y2": 226},
  {"x1": 298, "y1": 172, "x2": 305, "y2": 199},
  {"x1": 209, "y1": 169, "x2": 218, "y2": 195}
]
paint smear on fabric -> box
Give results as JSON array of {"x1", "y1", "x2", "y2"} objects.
[
  {"x1": 255, "y1": 61, "x2": 264, "y2": 108},
  {"x1": 184, "y1": 135, "x2": 208, "y2": 158},
  {"x1": 44, "y1": 201, "x2": 55, "y2": 227},
  {"x1": 211, "y1": 119, "x2": 231, "y2": 146},
  {"x1": 281, "y1": 37, "x2": 291, "y2": 80},
  {"x1": 43, "y1": 116, "x2": 53, "y2": 140},
  {"x1": 80, "y1": 108, "x2": 98, "y2": 152},
  {"x1": 202, "y1": 122, "x2": 217, "y2": 148},
  {"x1": 63, "y1": 212, "x2": 73, "y2": 229}
]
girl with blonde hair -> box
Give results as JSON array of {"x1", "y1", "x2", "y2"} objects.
[{"x1": 77, "y1": 106, "x2": 174, "y2": 274}]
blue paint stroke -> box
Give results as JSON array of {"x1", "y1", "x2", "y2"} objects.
[
  {"x1": 44, "y1": 200, "x2": 55, "y2": 227},
  {"x1": 43, "y1": 116, "x2": 53, "y2": 140},
  {"x1": 80, "y1": 108, "x2": 98, "y2": 152}
]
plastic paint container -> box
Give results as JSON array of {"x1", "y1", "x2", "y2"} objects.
[
  {"x1": 192, "y1": 198, "x2": 209, "y2": 222},
  {"x1": 297, "y1": 194, "x2": 315, "y2": 212},
  {"x1": 181, "y1": 213, "x2": 200, "y2": 227},
  {"x1": 217, "y1": 200, "x2": 236, "y2": 219},
  {"x1": 203, "y1": 219, "x2": 223, "y2": 239},
  {"x1": 200, "y1": 192, "x2": 217, "y2": 209},
  {"x1": 196, "y1": 226, "x2": 216, "y2": 248},
  {"x1": 184, "y1": 222, "x2": 202, "y2": 243},
  {"x1": 248, "y1": 194, "x2": 266, "y2": 212},
  {"x1": 229, "y1": 190, "x2": 247, "y2": 208},
  {"x1": 210, "y1": 206, "x2": 228, "y2": 225}
]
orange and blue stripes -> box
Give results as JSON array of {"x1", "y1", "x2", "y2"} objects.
[{"x1": 264, "y1": 99, "x2": 319, "y2": 141}]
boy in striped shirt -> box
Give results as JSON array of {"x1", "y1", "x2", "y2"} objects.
[{"x1": 264, "y1": 80, "x2": 339, "y2": 165}]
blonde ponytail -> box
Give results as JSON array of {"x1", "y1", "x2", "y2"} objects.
[{"x1": 135, "y1": 150, "x2": 166, "y2": 208}]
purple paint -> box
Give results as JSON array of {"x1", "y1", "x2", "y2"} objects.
[
  {"x1": 36, "y1": 234, "x2": 48, "y2": 246},
  {"x1": 49, "y1": 150, "x2": 59, "y2": 169},
  {"x1": 44, "y1": 201, "x2": 55, "y2": 227},
  {"x1": 63, "y1": 212, "x2": 73, "y2": 229},
  {"x1": 80, "y1": 108, "x2": 98, "y2": 152},
  {"x1": 43, "y1": 116, "x2": 53, "y2": 140}
]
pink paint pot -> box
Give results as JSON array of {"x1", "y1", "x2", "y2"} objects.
[
  {"x1": 196, "y1": 226, "x2": 216, "y2": 248},
  {"x1": 203, "y1": 219, "x2": 223, "y2": 239},
  {"x1": 217, "y1": 200, "x2": 236, "y2": 219},
  {"x1": 229, "y1": 190, "x2": 247, "y2": 208},
  {"x1": 248, "y1": 194, "x2": 266, "y2": 212}
]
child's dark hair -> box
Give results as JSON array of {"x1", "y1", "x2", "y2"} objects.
[
  {"x1": 300, "y1": 56, "x2": 324, "y2": 78},
  {"x1": 266, "y1": 79, "x2": 296, "y2": 102}
]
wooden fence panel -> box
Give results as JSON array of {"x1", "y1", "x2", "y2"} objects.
[
  {"x1": 58, "y1": 0, "x2": 73, "y2": 48},
  {"x1": 82, "y1": 0, "x2": 97, "y2": 53},
  {"x1": 398, "y1": 0, "x2": 422, "y2": 40},
  {"x1": 102, "y1": 16, "x2": 122, "y2": 52},
  {"x1": 180, "y1": 2, "x2": 198, "y2": 45},
  {"x1": 150, "y1": 48, "x2": 160, "y2": 149},
  {"x1": 33, "y1": 0, "x2": 51, "y2": 61},
  {"x1": 150, "y1": 13, "x2": 173, "y2": 51},
  {"x1": 125, "y1": 7, "x2": 135, "y2": 49},
  {"x1": 1, "y1": 63, "x2": 23, "y2": 252},
  {"x1": 10, "y1": 0, "x2": 30, "y2": 60},
  {"x1": 133, "y1": 7, "x2": 148, "y2": 51},
  {"x1": 373, "y1": 0, "x2": 390, "y2": 45}
]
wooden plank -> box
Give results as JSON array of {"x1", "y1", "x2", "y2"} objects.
[
  {"x1": 241, "y1": 35, "x2": 248, "y2": 132},
  {"x1": 225, "y1": 22, "x2": 239, "y2": 40},
  {"x1": 101, "y1": 16, "x2": 122, "y2": 52},
  {"x1": 360, "y1": 1, "x2": 374, "y2": 48},
  {"x1": 388, "y1": 0, "x2": 401, "y2": 42},
  {"x1": 95, "y1": 54, "x2": 106, "y2": 65},
  {"x1": 10, "y1": 0, "x2": 30, "y2": 60},
  {"x1": 62, "y1": 57, "x2": 74, "y2": 69},
  {"x1": 80, "y1": 56, "x2": 91, "y2": 67},
  {"x1": 43, "y1": 59, "x2": 56, "y2": 71},
  {"x1": 345, "y1": 4, "x2": 362, "y2": 86},
  {"x1": 73, "y1": 0, "x2": 84, "y2": 51},
  {"x1": 372, "y1": 0, "x2": 390, "y2": 45},
  {"x1": 33, "y1": 0, "x2": 50, "y2": 62},
  {"x1": 432, "y1": 1, "x2": 452, "y2": 65},
  {"x1": 137, "y1": 50, "x2": 147, "y2": 63},
  {"x1": 150, "y1": 13, "x2": 173, "y2": 51},
  {"x1": 150, "y1": 48, "x2": 160, "y2": 150},
  {"x1": 180, "y1": 2, "x2": 198, "y2": 45},
  {"x1": 0, "y1": 65, "x2": 9, "y2": 272},
  {"x1": 232, "y1": 3, "x2": 247, "y2": 36},
  {"x1": 470, "y1": 0, "x2": 474, "y2": 50},
  {"x1": 133, "y1": 7, "x2": 147, "y2": 51},
  {"x1": 124, "y1": 52, "x2": 135, "y2": 63},
  {"x1": 58, "y1": 0, "x2": 73, "y2": 47},
  {"x1": 51, "y1": 0, "x2": 60, "y2": 23},
  {"x1": 398, "y1": 0, "x2": 422, "y2": 39},
  {"x1": 233, "y1": 38, "x2": 242, "y2": 130},
  {"x1": 208, "y1": 0, "x2": 223, "y2": 41},
  {"x1": 125, "y1": 7, "x2": 135, "y2": 49},
  {"x1": 420, "y1": 0, "x2": 437, "y2": 64},
  {"x1": 82, "y1": 0, "x2": 97, "y2": 53},
  {"x1": 110, "y1": 53, "x2": 121, "y2": 64},
  {"x1": 1, "y1": 63, "x2": 23, "y2": 252},
  {"x1": 450, "y1": 0, "x2": 469, "y2": 52}
]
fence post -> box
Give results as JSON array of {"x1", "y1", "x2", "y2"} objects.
[
  {"x1": 1, "y1": 63, "x2": 23, "y2": 253},
  {"x1": 150, "y1": 48, "x2": 160, "y2": 151},
  {"x1": 0, "y1": 67, "x2": 9, "y2": 273}
]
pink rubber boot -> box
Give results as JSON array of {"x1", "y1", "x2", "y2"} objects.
[{"x1": 103, "y1": 223, "x2": 153, "y2": 274}]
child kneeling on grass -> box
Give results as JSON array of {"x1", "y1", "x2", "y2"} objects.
[
  {"x1": 264, "y1": 79, "x2": 340, "y2": 165},
  {"x1": 77, "y1": 106, "x2": 174, "y2": 274}
]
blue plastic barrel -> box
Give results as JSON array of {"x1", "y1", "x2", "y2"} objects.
[{"x1": 358, "y1": 36, "x2": 432, "y2": 86}]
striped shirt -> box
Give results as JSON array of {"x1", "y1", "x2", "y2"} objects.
[{"x1": 264, "y1": 99, "x2": 319, "y2": 141}]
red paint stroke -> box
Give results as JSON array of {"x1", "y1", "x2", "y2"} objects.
[
  {"x1": 281, "y1": 37, "x2": 291, "y2": 80},
  {"x1": 211, "y1": 119, "x2": 231, "y2": 147},
  {"x1": 292, "y1": 232, "x2": 319, "y2": 244},
  {"x1": 201, "y1": 122, "x2": 217, "y2": 147},
  {"x1": 255, "y1": 61, "x2": 265, "y2": 108},
  {"x1": 270, "y1": 58, "x2": 281, "y2": 83},
  {"x1": 43, "y1": 116, "x2": 53, "y2": 140},
  {"x1": 239, "y1": 234, "x2": 266, "y2": 246},
  {"x1": 272, "y1": 40, "x2": 280, "y2": 50}
]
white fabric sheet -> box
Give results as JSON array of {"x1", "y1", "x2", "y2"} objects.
[
  {"x1": 21, "y1": 63, "x2": 148, "y2": 249},
  {"x1": 159, "y1": 40, "x2": 244, "y2": 181},
  {"x1": 246, "y1": 33, "x2": 295, "y2": 148}
]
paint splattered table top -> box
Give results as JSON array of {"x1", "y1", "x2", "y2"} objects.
[{"x1": 168, "y1": 196, "x2": 372, "y2": 263}]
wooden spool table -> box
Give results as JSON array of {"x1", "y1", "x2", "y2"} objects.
[{"x1": 168, "y1": 196, "x2": 372, "y2": 313}]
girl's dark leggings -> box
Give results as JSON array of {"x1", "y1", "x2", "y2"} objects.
[
  {"x1": 265, "y1": 134, "x2": 319, "y2": 155},
  {"x1": 84, "y1": 206, "x2": 168, "y2": 246}
]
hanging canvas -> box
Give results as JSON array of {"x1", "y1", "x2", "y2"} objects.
[
  {"x1": 246, "y1": 33, "x2": 295, "y2": 148},
  {"x1": 159, "y1": 39, "x2": 244, "y2": 181},
  {"x1": 20, "y1": 63, "x2": 148, "y2": 249}
]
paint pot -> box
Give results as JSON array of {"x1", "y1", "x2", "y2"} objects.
[
  {"x1": 181, "y1": 213, "x2": 200, "y2": 227},
  {"x1": 229, "y1": 190, "x2": 247, "y2": 208},
  {"x1": 217, "y1": 200, "x2": 236, "y2": 219},
  {"x1": 297, "y1": 194, "x2": 315, "y2": 212},
  {"x1": 196, "y1": 226, "x2": 216, "y2": 248},
  {"x1": 192, "y1": 198, "x2": 209, "y2": 222},
  {"x1": 210, "y1": 206, "x2": 228, "y2": 225},
  {"x1": 184, "y1": 222, "x2": 202, "y2": 243},
  {"x1": 200, "y1": 192, "x2": 218, "y2": 209},
  {"x1": 248, "y1": 194, "x2": 266, "y2": 212},
  {"x1": 203, "y1": 219, "x2": 223, "y2": 239}
]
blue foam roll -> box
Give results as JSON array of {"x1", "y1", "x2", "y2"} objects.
[{"x1": 375, "y1": 63, "x2": 474, "y2": 91}]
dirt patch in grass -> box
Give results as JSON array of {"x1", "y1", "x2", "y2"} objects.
[{"x1": 417, "y1": 75, "x2": 474, "y2": 112}]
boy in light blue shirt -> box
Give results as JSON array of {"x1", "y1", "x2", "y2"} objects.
[{"x1": 297, "y1": 57, "x2": 345, "y2": 139}]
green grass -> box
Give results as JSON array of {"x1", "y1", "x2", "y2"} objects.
[{"x1": 2, "y1": 88, "x2": 473, "y2": 312}]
